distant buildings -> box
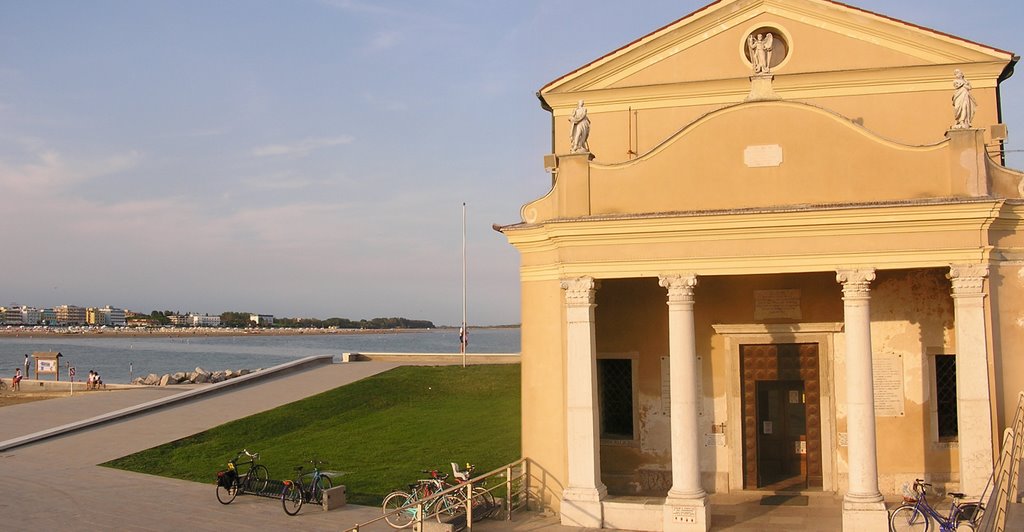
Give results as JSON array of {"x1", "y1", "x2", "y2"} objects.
[
  {"x1": 85, "y1": 306, "x2": 126, "y2": 327},
  {"x1": 250, "y1": 314, "x2": 274, "y2": 326},
  {"x1": 189, "y1": 313, "x2": 221, "y2": 327},
  {"x1": 55, "y1": 305, "x2": 86, "y2": 325},
  {"x1": 1, "y1": 302, "x2": 277, "y2": 329}
]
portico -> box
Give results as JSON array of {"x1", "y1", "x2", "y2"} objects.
[{"x1": 499, "y1": 1, "x2": 1022, "y2": 530}]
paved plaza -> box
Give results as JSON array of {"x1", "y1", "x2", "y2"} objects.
[{"x1": 0, "y1": 360, "x2": 846, "y2": 531}]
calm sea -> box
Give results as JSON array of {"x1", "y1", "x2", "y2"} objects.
[{"x1": 0, "y1": 328, "x2": 520, "y2": 384}]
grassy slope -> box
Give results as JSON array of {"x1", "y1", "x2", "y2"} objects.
[{"x1": 103, "y1": 364, "x2": 521, "y2": 505}]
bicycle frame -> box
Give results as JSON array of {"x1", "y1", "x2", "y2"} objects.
[{"x1": 893, "y1": 480, "x2": 973, "y2": 532}]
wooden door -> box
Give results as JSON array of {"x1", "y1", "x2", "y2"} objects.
[{"x1": 741, "y1": 343, "x2": 822, "y2": 490}]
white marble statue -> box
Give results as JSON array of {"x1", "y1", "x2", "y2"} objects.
[
  {"x1": 569, "y1": 100, "x2": 590, "y2": 153},
  {"x1": 952, "y1": 69, "x2": 977, "y2": 129},
  {"x1": 748, "y1": 32, "x2": 774, "y2": 75}
]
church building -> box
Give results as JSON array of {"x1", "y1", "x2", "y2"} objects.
[{"x1": 498, "y1": 0, "x2": 1022, "y2": 530}]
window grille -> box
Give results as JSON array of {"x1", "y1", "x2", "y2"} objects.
[
  {"x1": 598, "y1": 358, "x2": 634, "y2": 439},
  {"x1": 935, "y1": 354, "x2": 958, "y2": 440}
]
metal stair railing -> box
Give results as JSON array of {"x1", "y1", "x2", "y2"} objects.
[
  {"x1": 346, "y1": 458, "x2": 529, "y2": 532},
  {"x1": 977, "y1": 391, "x2": 1024, "y2": 532}
]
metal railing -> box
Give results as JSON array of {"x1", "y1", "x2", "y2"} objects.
[
  {"x1": 977, "y1": 391, "x2": 1024, "y2": 532},
  {"x1": 345, "y1": 458, "x2": 529, "y2": 531}
]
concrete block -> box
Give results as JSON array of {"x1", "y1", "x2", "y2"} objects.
[
  {"x1": 414, "y1": 521, "x2": 455, "y2": 532},
  {"x1": 323, "y1": 485, "x2": 346, "y2": 511}
]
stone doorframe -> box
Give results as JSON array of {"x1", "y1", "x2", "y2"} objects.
[{"x1": 712, "y1": 323, "x2": 844, "y2": 493}]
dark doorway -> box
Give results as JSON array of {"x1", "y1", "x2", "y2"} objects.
[
  {"x1": 755, "y1": 380, "x2": 807, "y2": 488},
  {"x1": 741, "y1": 343, "x2": 822, "y2": 490}
]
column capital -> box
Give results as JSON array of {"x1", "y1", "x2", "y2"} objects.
[
  {"x1": 836, "y1": 268, "x2": 876, "y2": 299},
  {"x1": 947, "y1": 264, "x2": 989, "y2": 296},
  {"x1": 659, "y1": 273, "x2": 698, "y2": 303},
  {"x1": 561, "y1": 276, "x2": 598, "y2": 306}
]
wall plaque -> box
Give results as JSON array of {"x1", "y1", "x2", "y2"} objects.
[
  {"x1": 754, "y1": 289, "x2": 802, "y2": 320},
  {"x1": 872, "y1": 353, "x2": 905, "y2": 417},
  {"x1": 704, "y1": 433, "x2": 726, "y2": 447},
  {"x1": 744, "y1": 144, "x2": 783, "y2": 167}
]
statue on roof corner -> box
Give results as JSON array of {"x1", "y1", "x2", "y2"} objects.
[
  {"x1": 748, "y1": 32, "x2": 774, "y2": 75},
  {"x1": 569, "y1": 100, "x2": 591, "y2": 153},
  {"x1": 952, "y1": 69, "x2": 977, "y2": 129}
]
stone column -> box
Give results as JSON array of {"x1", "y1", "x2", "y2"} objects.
[
  {"x1": 659, "y1": 274, "x2": 710, "y2": 532},
  {"x1": 948, "y1": 264, "x2": 995, "y2": 496},
  {"x1": 559, "y1": 276, "x2": 606, "y2": 528},
  {"x1": 836, "y1": 269, "x2": 888, "y2": 531}
]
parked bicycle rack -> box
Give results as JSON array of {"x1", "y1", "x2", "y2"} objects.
[{"x1": 245, "y1": 479, "x2": 288, "y2": 499}]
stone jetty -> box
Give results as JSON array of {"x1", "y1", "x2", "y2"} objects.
[{"x1": 130, "y1": 367, "x2": 261, "y2": 386}]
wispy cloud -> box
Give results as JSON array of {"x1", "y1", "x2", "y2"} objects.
[
  {"x1": 251, "y1": 135, "x2": 354, "y2": 158},
  {"x1": 367, "y1": 30, "x2": 401, "y2": 52},
  {"x1": 241, "y1": 171, "x2": 339, "y2": 191},
  {"x1": 361, "y1": 92, "x2": 408, "y2": 112},
  {"x1": 0, "y1": 144, "x2": 142, "y2": 195},
  {"x1": 315, "y1": 0, "x2": 407, "y2": 17}
]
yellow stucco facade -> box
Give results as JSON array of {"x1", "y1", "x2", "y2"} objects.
[{"x1": 500, "y1": 1, "x2": 1022, "y2": 530}]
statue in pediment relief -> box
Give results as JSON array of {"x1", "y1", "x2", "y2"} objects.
[
  {"x1": 952, "y1": 69, "x2": 977, "y2": 129},
  {"x1": 569, "y1": 100, "x2": 590, "y2": 153},
  {"x1": 748, "y1": 32, "x2": 773, "y2": 75}
]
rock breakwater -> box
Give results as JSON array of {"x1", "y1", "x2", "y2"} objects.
[{"x1": 131, "y1": 367, "x2": 261, "y2": 386}]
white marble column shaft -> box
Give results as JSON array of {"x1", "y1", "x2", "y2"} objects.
[
  {"x1": 836, "y1": 269, "x2": 887, "y2": 530},
  {"x1": 559, "y1": 277, "x2": 606, "y2": 528},
  {"x1": 948, "y1": 264, "x2": 995, "y2": 496},
  {"x1": 659, "y1": 274, "x2": 706, "y2": 498},
  {"x1": 660, "y1": 274, "x2": 709, "y2": 531}
]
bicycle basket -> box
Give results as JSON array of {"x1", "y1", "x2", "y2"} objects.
[{"x1": 217, "y1": 469, "x2": 238, "y2": 487}]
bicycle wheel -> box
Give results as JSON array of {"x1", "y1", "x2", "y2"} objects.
[
  {"x1": 382, "y1": 491, "x2": 415, "y2": 529},
  {"x1": 890, "y1": 504, "x2": 931, "y2": 532},
  {"x1": 282, "y1": 481, "x2": 304, "y2": 516},
  {"x1": 312, "y1": 475, "x2": 333, "y2": 504},
  {"x1": 216, "y1": 480, "x2": 238, "y2": 504},
  {"x1": 248, "y1": 464, "x2": 270, "y2": 495},
  {"x1": 433, "y1": 494, "x2": 462, "y2": 523},
  {"x1": 957, "y1": 502, "x2": 983, "y2": 526},
  {"x1": 470, "y1": 486, "x2": 497, "y2": 520}
]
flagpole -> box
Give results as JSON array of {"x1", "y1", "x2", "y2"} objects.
[{"x1": 462, "y1": 202, "x2": 467, "y2": 368}]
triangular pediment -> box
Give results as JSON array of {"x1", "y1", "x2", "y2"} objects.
[{"x1": 541, "y1": 0, "x2": 1013, "y2": 96}]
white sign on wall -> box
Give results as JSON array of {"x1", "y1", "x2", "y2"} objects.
[
  {"x1": 872, "y1": 353, "x2": 906, "y2": 417},
  {"x1": 744, "y1": 144, "x2": 784, "y2": 168}
]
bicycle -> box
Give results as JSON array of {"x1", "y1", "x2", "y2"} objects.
[
  {"x1": 281, "y1": 460, "x2": 334, "y2": 516},
  {"x1": 381, "y1": 470, "x2": 463, "y2": 529},
  {"x1": 450, "y1": 462, "x2": 498, "y2": 521},
  {"x1": 215, "y1": 449, "x2": 269, "y2": 504},
  {"x1": 889, "y1": 479, "x2": 983, "y2": 531}
]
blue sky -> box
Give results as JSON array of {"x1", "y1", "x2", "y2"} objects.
[{"x1": 1, "y1": 1, "x2": 1021, "y2": 326}]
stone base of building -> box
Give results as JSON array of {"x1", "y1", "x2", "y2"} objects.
[
  {"x1": 560, "y1": 488, "x2": 605, "y2": 528},
  {"x1": 663, "y1": 495, "x2": 710, "y2": 532},
  {"x1": 604, "y1": 498, "x2": 664, "y2": 531},
  {"x1": 841, "y1": 498, "x2": 888, "y2": 531}
]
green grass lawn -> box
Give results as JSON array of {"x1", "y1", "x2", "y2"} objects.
[{"x1": 102, "y1": 364, "x2": 521, "y2": 505}]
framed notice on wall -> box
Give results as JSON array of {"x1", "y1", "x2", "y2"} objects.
[
  {"x1": 36, "y1": 358, "x2": 57, "y2": 374},
  {"x1": 32, "y1": 351, "x2": 62, "y2": 380}
]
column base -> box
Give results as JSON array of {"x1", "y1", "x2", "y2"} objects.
[
  {"x1": 663, "y1": 495, "x2": 710, "y2": 532},
  {"x1": 561, "y1": 487, "x2": 606, "y2": 528},
  {"x1": 842, "y1": 497, "x2": 887, "y2": 532}
]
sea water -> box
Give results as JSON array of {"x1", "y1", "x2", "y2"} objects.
[{"x1": 0, "y1": 328, "x2": 520, "y2": 384}]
